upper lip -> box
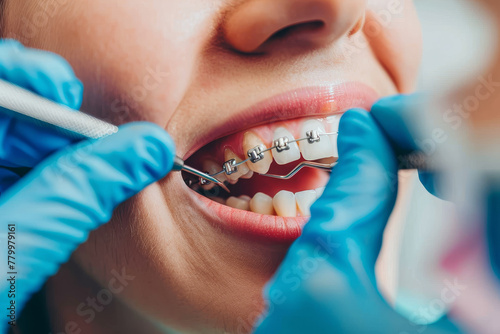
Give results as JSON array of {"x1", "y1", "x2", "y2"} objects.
[{"x1": 184, "y1": 82, "x2": 379, "y2": 158}]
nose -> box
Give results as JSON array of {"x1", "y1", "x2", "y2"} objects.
[{"x1": 224, "y1": 0, "x2": 366, "y2": 53}]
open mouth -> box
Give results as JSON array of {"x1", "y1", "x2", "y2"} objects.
[
  {"x1": 180, "y1": 83, "x2": 378, "y2": 241},
  {"x1": 184, "y1": 116, "x2": 341, "y2": 217}
]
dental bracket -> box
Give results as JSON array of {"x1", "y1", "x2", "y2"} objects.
[
  {"x1": 274, "y1": 137, "x2": 291, "y2": 153},
  {"x1": 199, "y1": 173, "x2": 212, "y2": 186},
  {"x1": 223, "y1": 159, "x2": 238, "y2": 175},
  {"x1": 306, "y1": 130, "x2": 321, "y2": 144},
  {"x1": 247, "y1": 145, "x2": 265, "y2": 163}
]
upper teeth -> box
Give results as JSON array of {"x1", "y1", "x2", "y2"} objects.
[
  {"x1": 202, "y1": 159, "x2": 228, "y2": 189},
  {"x1": 233, "y1": 118, "x2": 339, "y2": 179},
  {"x1": 326, "y1": 115, "x2": 340, "y2": 158},
  {"x1": 192, "y1": 117, "x2": 343, "y2": 217},
  {"x1": 243, "y1": 132, "x2": 273, "y2": 174},
  {"x1": 224, "y1": 148, "x2": 250, "y2": 184},
  {"x1": 199, "y1": 117, "x2": 341, "y2": 187}
]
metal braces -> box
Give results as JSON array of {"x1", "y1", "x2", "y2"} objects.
[
  {"x1": 223, "y1": 159, "x2": 238, "y2": 175},
  {"x1": 306, "y1": 130, "x2": 321, "y2": 143},
  {"x1": 200, "y1": 130, "x2": 338, "y2": 187},
  {"x1": 248, "y1": 144, "x2": 266, "y2": 163},
  {"x1": 274, "y1": 137, "x2": 291, "y2": 152}
]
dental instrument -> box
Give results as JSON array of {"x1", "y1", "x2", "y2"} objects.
[
  {"x1": 0, "y1": 78, "x2": 230, "y2": 193},
  {"x1": 255, "y1": 161, "x2": 337, "y2": 180}
]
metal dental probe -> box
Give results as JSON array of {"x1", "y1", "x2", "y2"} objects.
[{"x1": 0, "y1": 78, "x2": 230, "y2": 193}]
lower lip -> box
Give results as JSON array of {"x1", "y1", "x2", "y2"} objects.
[
  {"x1": 193, "y1": 191, "x2": 307, "y2": 243},
  {"x1": 188, "y1": 83, "x2": 378, "y2": 243}
]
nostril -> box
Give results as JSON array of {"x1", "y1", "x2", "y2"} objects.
[
  {"x1": 269, "y1": 21, "x2": 325, "y2": 41},
  {"x1": 223, "y1": 0, "x2": 366, "y2": 54}
]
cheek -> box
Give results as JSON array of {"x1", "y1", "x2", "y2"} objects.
[
  {"x1": 7, "y1": 0, "x2": 215, "y2": 125},
  {"x1": 365, "y1": 0, "x2": 422, "y2": 92}
]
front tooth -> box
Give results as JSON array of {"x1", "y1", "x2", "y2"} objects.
[
  {"x1": 299, "y1": 119, "x2": 333, "y2": 161},
  {"x1": 243, "y1": 132, "x2": 273, "y2": 174},
  {"x1": 295, "y1": 190, "x2": 317, "y2": 217},
  {"x1": 273, "y1": 190, "x2": 297, "y2": 217},
  {"x1": 226, "y1": 196, "x2": 250, "y2": 211},
  {"x1": 315, "y1": 187, "x2": 325, "y2": 199},
  {"x1": 250, "y1": 192, "x2": 275, "y2": 215},
  {"x1": 326, "y1": 115, "x2": 341, "y2": 158},
  {"x1": 271, "y1": 127, "x2": 301, "y2": 165},
  {"x1": 224, "y1": 148, "x2": 250, "y2": 184}
]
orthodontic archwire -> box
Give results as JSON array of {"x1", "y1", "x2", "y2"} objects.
[{"x1": 196, "y1": 129, "x2": 339, "y2": 187}]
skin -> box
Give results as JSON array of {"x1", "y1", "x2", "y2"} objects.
[{"x1": 2, "y1": 1, "x2": 422, "y2": 333}]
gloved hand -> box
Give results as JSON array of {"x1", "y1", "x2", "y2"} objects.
[
  {"x1": 0, "y1": 39, "x2": 176, "y2": 332},
  {"x1": 254, "y1": 108, "x2": 461, "y2": 334},
  {"x1": 370, "y1": 94, "x2": 444, "y2": 198}
]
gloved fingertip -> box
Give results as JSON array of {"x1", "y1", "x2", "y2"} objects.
[
  {"x1": 118, "y1": 122, "x2": 176, "y2": 175},
  {"x1": 371, "y1": 94, "x2": 428, "y2": 152},
  {"x1": 28, "y1": 49, "x2": 84, "y2": 108},
  {"x1": 0, "y1": 39, "x2": 24, "y2": 49},
  {"x1": 61, "y1": 79, "x2": 84, "y2": 110},
  {"x1": 36, "y1": 70, "x2": 84, "y2": 110},
  {"x1": 337, "y1": 108, "x2": 379, "y2": 153},
  {"x1": 0, "y1": 42, "x2": 84, "y2": 109},
  {"x1": 338, "y1": 108, "x2": 370, "y2": 134}
]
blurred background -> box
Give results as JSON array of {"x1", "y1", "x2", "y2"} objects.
[
  {"x1": 392, "y1": 0, "x2": 497, "y2": 323},
  {"x1": 416, "y1": 0, "x2": 497, "y2": 91}
]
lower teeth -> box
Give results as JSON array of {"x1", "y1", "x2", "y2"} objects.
[{"x1": 204, "y1": 188, "x2": 326, "y2": 218}]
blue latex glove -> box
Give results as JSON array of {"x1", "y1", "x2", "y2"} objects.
[
  {"x1": 486, "y1": 179, "x2": 500, "y2": 280},
  {"x1": 0, "y1": 40, "x2": 176, "y2": 332},
  {"x1": 370, "y1": 94, "x2": 443, "y2": 197},
  {"x1": 254, "y1": 108, "x2": 461, "y2": 334}
]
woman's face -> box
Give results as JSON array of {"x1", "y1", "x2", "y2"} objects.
[{"x1": 4, "y1": 1, "x2": 421, "y2": 333}]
